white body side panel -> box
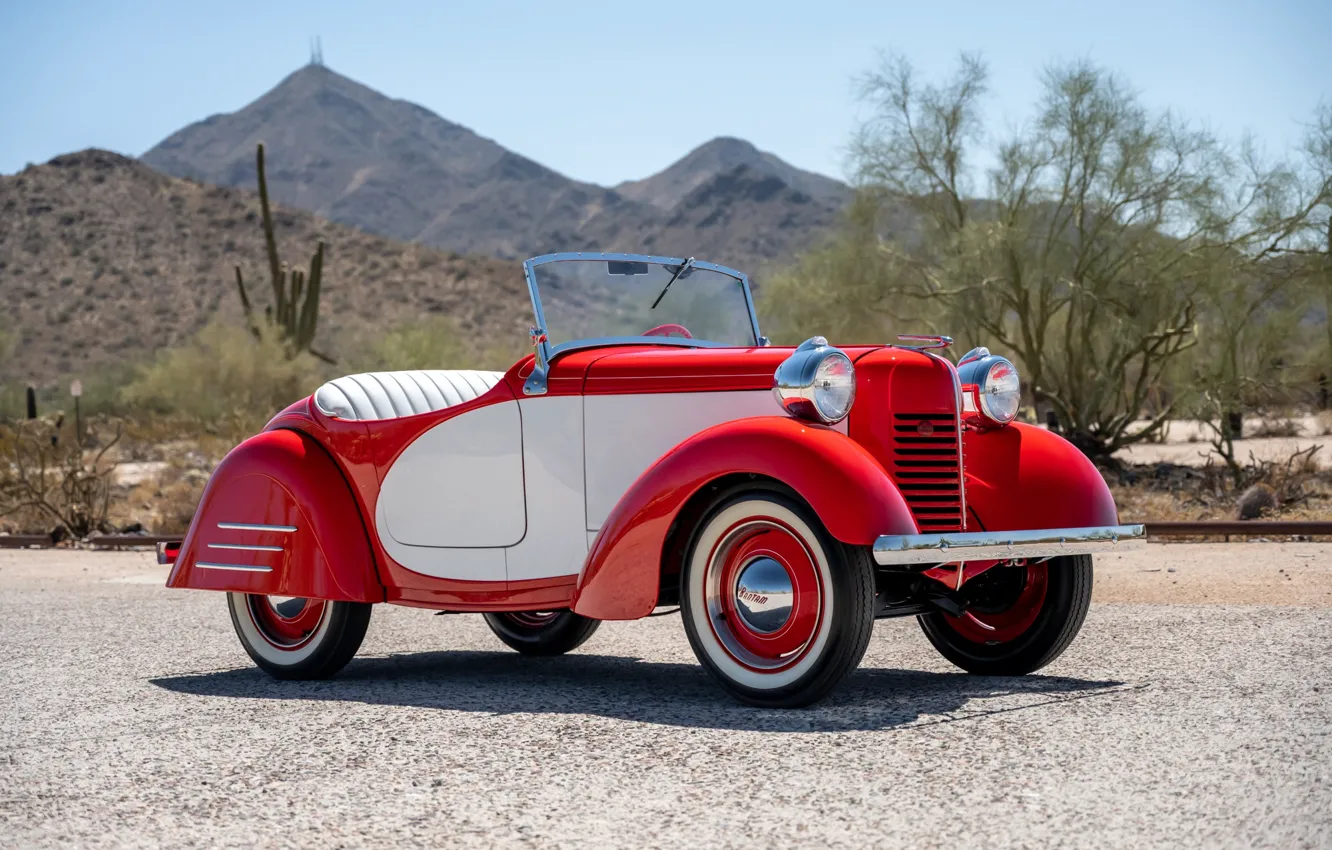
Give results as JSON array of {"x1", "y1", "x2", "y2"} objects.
[
  {"x1": 505, "y1": 396, "x2": 588, "y2": 582},
  {"x1": 375, "y1": 501, "x2": 509, "y2": 581},
  {"x1": 378, "y1": 401, "x2": 526, "y2": 549},
  {"x1": 375, "y1": 386, "x2": 834, "y2": 583},
  {"x1": 583, "y1": 391, "x2": 778, "y2": 531}
]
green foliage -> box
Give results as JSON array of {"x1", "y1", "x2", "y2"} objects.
[
  {"x1": 356, "y1": 317, "x2": 470, "y2": 372},
  {"x1": 234, "y1": 142, "x2": 332, "y2": 363},
  {"x1": 762, "y1": 195, "x2": 913, "y2": 344},
  {"x1": 347, "y1": 315, "x2": 525, "y2": 373},
  {"x1": 120, "y1": 322, "x2": 327, "y2": 432},
  {"x1": 764, "y1": 54, "x2": 1327, "y2": 460}
]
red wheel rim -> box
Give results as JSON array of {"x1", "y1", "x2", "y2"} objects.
[
  {"x1": 947, "y1": 563, "x2": 1048, "y2": 643},
  {"x1": 246, "y1": 595, "x2": 328, "y2": 650},
  {"x1": 704, "y1": 518, "x2": 824, "y2": 672},
  {"x1": 504, "y1": 611, "x2": 561, "y2": 629}
]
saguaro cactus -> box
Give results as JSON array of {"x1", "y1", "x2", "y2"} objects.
[{"x1": 234, "y1": 142, "x2": 334, "y2": 363}]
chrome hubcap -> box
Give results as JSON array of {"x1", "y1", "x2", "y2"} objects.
[{"x1": 733, "y1": 557, "x2": 794, "y2": 634}]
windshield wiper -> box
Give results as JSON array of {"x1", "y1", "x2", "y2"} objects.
[{"x1": 649, "y1": 257, "x2": 694, "y2": 310}]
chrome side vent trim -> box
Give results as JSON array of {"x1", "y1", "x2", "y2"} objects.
[
  {"x1": 207, "y1": 543, "x2": 284, "y2": 553},
  {"x1": 216, "y1": 522, "x2": 297, "y2": 533},
  {"x1": 195, "y1": 562, "x2": 274, "y2": 573}
]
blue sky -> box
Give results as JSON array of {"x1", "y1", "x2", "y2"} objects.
[{"x1": 1, "y1": 0, "x2": 1328, "y2": 185}]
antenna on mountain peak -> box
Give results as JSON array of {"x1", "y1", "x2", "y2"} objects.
[{"x1": 309, "y1": 36, "x2": 324, "y2": 67}]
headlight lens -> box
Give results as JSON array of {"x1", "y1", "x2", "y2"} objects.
[
  {"x1": 813, "y1": 353, "x2": 856, "y2": 422},
  {"x1": 773, "y1": 337, "x2": 857, "y2": 425},
  {"x1": 957, "y1": 353, "x2": 1021, "y2": 427},
  {"x1": 980, "y1": 359, "x2": 1021, "y2": 424}
]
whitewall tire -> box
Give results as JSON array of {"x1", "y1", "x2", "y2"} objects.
[
  {"x1": 227, "y1": 592, "x2": 372, "y2": 680},
  {"x1": 680, "y1": 486, "x2": 875, "y2": 708}
]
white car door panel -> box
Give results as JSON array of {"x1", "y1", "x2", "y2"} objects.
[
  {"x1": 506, "y1": 396, "x2": 588, "y2": 582},
  {"x1": 376, "y1": 401, "x2": 524, "y2": 582},
  {"x1": 375, "y1": 505, "x2": 509, "y2": 581},
  {"x1": 583, "y1": 391, "x2": 778, "y2": 531}
]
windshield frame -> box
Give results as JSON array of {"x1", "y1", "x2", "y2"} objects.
[{"x1": 522, "y1": 252, "x2": 764, "y2": 362}]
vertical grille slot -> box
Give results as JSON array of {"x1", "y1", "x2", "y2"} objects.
[{"x1": 889, "y1": 413, "x2": 963, "y2": 531}]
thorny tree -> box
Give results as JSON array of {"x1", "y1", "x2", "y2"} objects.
[
  {"x1": 763, "y1": 55, "x2": 1324, "y2": 460},
  {"x1": 0, "y1": 417, "x2": 121, "y2": 538}
]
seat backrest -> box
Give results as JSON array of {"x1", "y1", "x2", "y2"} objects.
[{"x1": 313, "y1": 370, "x2": 505, "y2": 421}]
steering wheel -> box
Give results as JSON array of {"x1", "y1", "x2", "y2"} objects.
[{"x1": 642, "y1": 323, "x2": 694, "y2": 339}]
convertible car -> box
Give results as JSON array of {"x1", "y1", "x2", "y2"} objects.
[{"x1": 163, "y1": 252, "x2": 1142, "y2": 707}]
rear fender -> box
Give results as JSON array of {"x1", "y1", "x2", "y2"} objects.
[
  {"x1": 573, "y1": 416, "x2": 916, "y2": 620},
  {"x1": 166, "y1": 429, "x2": 384, "y2": 602},
  {"x1": 963, "y1": 422, "x2": 1119, "y2": 531}
]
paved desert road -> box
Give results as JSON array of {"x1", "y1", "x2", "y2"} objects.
[{"x1": 1, "y1": 545, "x2": 1329, "y2": 849}]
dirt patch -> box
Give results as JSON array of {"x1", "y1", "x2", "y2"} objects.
[
  {"x1": 1117, "y1": 435, "x2": 1331, "y2": 468},
  {"x1": 1093, "y1": 541, "x2": 1332, "y2": 606}
]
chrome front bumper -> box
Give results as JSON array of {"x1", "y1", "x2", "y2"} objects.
[{"x1": 873, "y1": 524, "x2": 1144, "y2": 566}]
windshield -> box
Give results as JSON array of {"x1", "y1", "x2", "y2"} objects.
[{"x1": 526, "y1": 254, "x2": 759, "y2": 351}]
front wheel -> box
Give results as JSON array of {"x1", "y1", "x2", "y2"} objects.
[
  {"x1": 918, "y1": 554, "x2": 1093, "y2": 676},
  {"x1": 227, "y1": 592, "x2": 372, "y2": 680},
  {"x1": 483, "y1": 610, "x2": 600, "y2": 656},
  {"x1": 680, "y1": 487, "x2": 875, "y2": 708}
]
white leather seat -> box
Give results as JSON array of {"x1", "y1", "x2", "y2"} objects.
[{"x1": 313, "y1": 370, "x2": 505, "y2": 421}]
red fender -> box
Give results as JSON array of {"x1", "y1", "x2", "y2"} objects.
[
  {"x1": 963, "y1": 422, "x2": 1119, "y2": 531},
  {"x1": 166, "y1": 429, "x2": 384, "y2": 602},
  {"x1": 573, "y1": 416, "x2": 917, "y2": 620}
]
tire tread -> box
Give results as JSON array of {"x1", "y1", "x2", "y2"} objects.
[
  {"x1": 681, "y1": 487, "x2": 876, "y2": 708},
  {"x1": 918, "y1": 554, "x2": 1093, "y2": 676},
  {"x1": 229, "y1": 594, "x2": 372, "y2": 681},
  {"x1": 483, "y1": 611, "x2": 601, "y2": 656}
]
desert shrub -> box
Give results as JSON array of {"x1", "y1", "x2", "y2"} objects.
[
  {"x1": 120, "y1": 322, "x2": 327, "y2": 433},
  {"x1": 355, "y1": 316, "x2": 470, "y2": 372},
  {"x1": 1250, "y1": 418, "x2": 1305, "y2": 438},
  {"x1": 0, "y1": 416, "x2": 121, "y2": 536},
  {"x1": 1195, "y1": 445, "x2": 1324, "y2": 510},
  {"x1": 348, "y1": 315, "x2": 525, "y2": 373}
]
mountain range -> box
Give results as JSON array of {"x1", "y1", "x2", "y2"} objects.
[
  {"x1": 2, "y1": 63, "x2": 853, "y2": 386},
  {"x1": 141, "y1": 63, "x2": 850, "y2": 271},
  {"x1": 0, "y1": 150, "x2": 530, "y2": 386}
]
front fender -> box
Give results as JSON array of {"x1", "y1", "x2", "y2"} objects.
[
  {"x1": 573, "y1": 416, "x2": 916, "y2": 620},
  {"x1": 963, "y1": 422, "x2": 1119, "y2": 531},
  {"x1": 167, "y1": 429, "x2": 385, "y2": 602}
]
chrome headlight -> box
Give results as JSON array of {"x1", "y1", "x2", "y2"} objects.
[
  {"x1": 957, "y1": 349, "x2": 1021, "y2": 427},
  {"x1": 773, "y1": 336, "x2": 856, "y2": 425}
]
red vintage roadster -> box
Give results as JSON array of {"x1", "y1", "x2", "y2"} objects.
[{"x1": 163, "y1": 253, "x2": 1142, "y2": 707}]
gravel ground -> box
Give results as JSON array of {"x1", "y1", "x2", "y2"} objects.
[{"x1": 1, "y1": 546, "x2": 1330, "y2": 849}]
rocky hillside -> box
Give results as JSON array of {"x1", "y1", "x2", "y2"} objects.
[
  {"x1": 141, "y1": 64, "x2": 847, "y2": 271},
  {"x1": 615, "y1": 137, "x2": 849, "y2": 211},
  {"x1": 0, "y1": 150, "x2": 531, "y2": 386}
]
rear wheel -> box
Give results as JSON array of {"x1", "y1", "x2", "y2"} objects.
[
  {"x1": 918, "y1": 554, "x2": 1093, "y2": 675},
  {"x1": 483, "y1": 610, "x2": 600, "y2": 656},
  {"x1": 680, "y1": 487, "x2": 875, "y2": 708},
  {"x1": 227, "y1": 592, "x2": 371, "y2": 680}
]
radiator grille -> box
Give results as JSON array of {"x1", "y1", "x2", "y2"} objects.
[{"x1": 890, "y1": 413, "x2": 963, "y2": 531}]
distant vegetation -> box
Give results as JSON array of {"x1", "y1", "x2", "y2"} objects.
[
  {"x1": 762, "y1": 54, "x2": 1331, "y2": 474},
  {"x1": 120, "y1": 322, "x2": 327, "y2": 434},
  {"x1": 2, "y1": 53, "x2": 1329, "y2": 537},
  {"x1": 232, "y1": 142, "x2": 333, "y2": 364}
]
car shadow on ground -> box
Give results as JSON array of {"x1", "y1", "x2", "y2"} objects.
[{"x1": 151, "y1": 650, "x2": 1128, "y2": 733}]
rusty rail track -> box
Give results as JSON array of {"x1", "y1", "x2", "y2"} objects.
[
  {"x1": 1, "y1": 522, "x2": 1329, "y2": 550},
  {"x1": 0, "y1": 534, "x2": 181, "y2": 549},
  {"x1": 1141, "y1": 521, "x2": 1332, "y2": 537}
]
